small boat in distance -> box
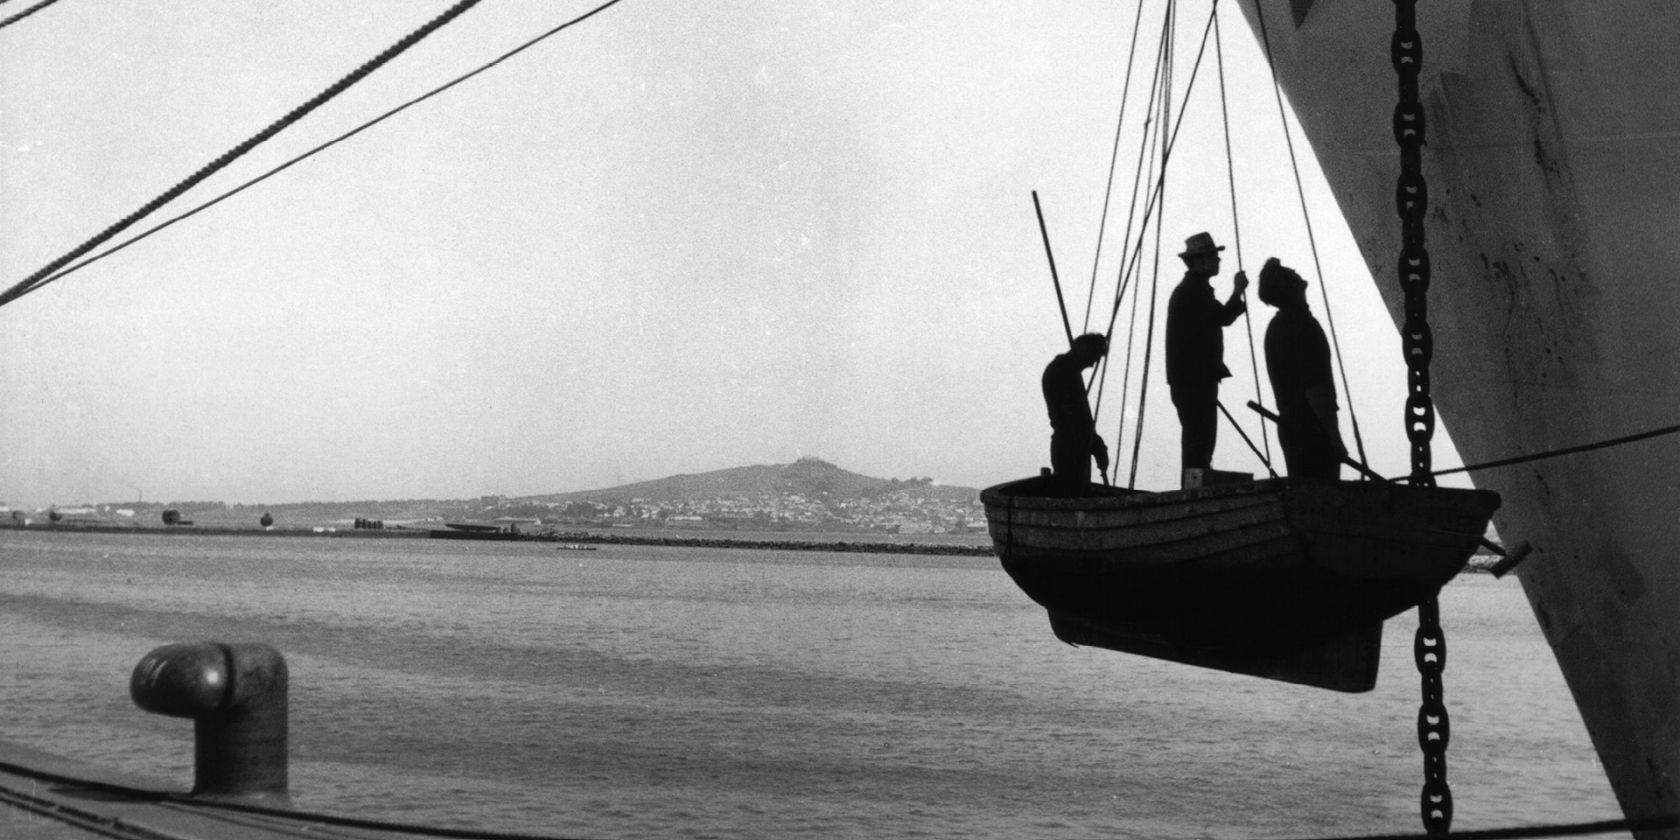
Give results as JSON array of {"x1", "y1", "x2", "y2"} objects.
[{"x1": 980, "y1": 475, "x2": 1500, "y2": 692}]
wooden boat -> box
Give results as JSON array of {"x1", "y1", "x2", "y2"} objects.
[{"x1": 980, "y1": 474, "x2": 1500, "y2": 692}]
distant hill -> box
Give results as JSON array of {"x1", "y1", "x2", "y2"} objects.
[
  {"x1": 72, "y1": 458, "x2": 981, "y2": 530},
  {"x1": 529, "y1": 457, "x2": 977, "y2": 504}
]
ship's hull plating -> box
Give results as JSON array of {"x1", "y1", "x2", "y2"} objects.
[{"x1": 1230, "y1": 1, "x2": 1680, "y2": 832}]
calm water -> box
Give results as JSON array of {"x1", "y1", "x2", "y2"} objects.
[{"x1": 0, "y1": 530, "x2": 1620, "y2": 839}]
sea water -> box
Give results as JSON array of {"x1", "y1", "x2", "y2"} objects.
[{"x1": 0, "y1": 530, "x2": 1620, "y2": 839}]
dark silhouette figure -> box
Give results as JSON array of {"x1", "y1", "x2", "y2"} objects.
[
  {"x1": 1166, "y1": 232, "x2": 1248, "y2": 481},
  {"x1": 1042, "y1": 333, "x2": 1110, "y2": 495},
  {"x1": 1258, "y1": 258, "x2": 1346, "y2": 479}
]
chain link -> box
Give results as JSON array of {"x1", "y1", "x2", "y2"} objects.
[{"x1": 1393, "y1": 0, "x2": 1450, "y2": 834}]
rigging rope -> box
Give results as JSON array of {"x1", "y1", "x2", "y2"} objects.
[
  {"x1": 5, "y1": 0, "x2": 628, "y2": 304},
  {"x1": 1212, "y1": 0, "x2": 1273, "y2": 469},
  {"x1": 1082, "y1": 0, "x2": 1153, "y2": 336},
  {"x1": 0, "y1": 0, "x2": 493, "y2": 310},
  {"x1": 1427, "y1": 420, "x2": 1680, "y2": 479},
  {"x1": 1098, "y1": 0, "x2": 1174, "y2": 440},
  {"x1": 1124, "y1": 0, "x2": 1179, "y2": 489},
  {"x1": 1249, "y1": 0, "x2": 1370, "y2": 470},
  {"x1": 0, "y1": 0, "x2": 61, "y2": 31}
]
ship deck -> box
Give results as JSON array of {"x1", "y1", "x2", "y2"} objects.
[{"x1": 0, "y1": 740, "x2": 418, "y2": 840}]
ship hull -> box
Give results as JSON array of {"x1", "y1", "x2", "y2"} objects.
[{"x1": 1231, "y1": 1, "x2": 1680, "y2": 832}]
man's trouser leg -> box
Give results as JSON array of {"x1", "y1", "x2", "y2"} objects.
[
  {"x1": 1171, "y1": 382, "x2": 1219, "y2": 473},
  {"x1": 1049, "y1": 431, "x2": 1091, "y2": 495}
]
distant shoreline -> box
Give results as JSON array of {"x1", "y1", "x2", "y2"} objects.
[{"x1": 0, "y1": 522, "x2": 999, "y2": 557}]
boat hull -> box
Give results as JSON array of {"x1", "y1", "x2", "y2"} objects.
[{"x1": 981, "y1": 476, "x2": 1498, "y2": 691}]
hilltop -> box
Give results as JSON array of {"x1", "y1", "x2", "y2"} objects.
[{"x1": 529, "y1": 457, "x2": 974, "y2": 505}]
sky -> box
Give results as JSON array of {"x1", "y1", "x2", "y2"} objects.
[{"x1": 0, "y1": 0, "x2": 1466, "y2": 507}]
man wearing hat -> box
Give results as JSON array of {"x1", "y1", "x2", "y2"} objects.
[
  {"x1": 1258, "y1": 257, "x2": 1347, "y2": 479},
  {"x1": 1165, "y1": 232, "x2": 1248, "y2": 483}
]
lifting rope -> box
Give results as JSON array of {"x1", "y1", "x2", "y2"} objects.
[
  {"x1": 1248, "y1": 0, "x2": 1372, "y2": 471},
  {"x1": 1124, "y1": 1, "x2": 1180, "y2": 488},
  {"x1": 1081, "y1": 0, "x2": 1154, "y2": 338},
  {"x1": 1211, "y1": 0, "x2": 1274, "y2": 469}
]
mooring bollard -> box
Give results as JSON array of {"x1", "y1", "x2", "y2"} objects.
[{"x1": 130, "y1": 641, "x2": 291, "y2": 806}]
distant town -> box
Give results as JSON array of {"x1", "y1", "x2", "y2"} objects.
[{"x1": 0, "y1": 458, "x2": 991, "y2": 536}]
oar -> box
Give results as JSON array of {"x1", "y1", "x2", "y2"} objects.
[
  {"x1": 1245, "y1": 401, "x2": 1381, "y2": 480},
  {"x1": 1216, "y1": 400, "x2": 1278, "y2": 478},
  {"x1": 1032, "y1": 190, "x2": 1075, "y2": 347},
  {"x1": 1243, "y1": 401, "x2": 1525, "y2": 569}
]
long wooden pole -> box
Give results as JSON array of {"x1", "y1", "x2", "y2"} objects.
[{"x1": 1032, "y1": 190, "x2": 1075, "y2": 346}]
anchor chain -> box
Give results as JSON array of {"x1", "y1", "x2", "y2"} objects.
[{"x1": 1392, "y1": 0, "x2": 1450, "y2": 834}]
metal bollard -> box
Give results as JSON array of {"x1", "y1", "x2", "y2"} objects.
[{"x1": 130, "y1": 642, "x2": 291, "y2": 806}]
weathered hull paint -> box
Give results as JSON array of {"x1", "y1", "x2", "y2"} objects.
[{"x1": 1231, "y1": 1, "x2": 1680, "y2": 831}]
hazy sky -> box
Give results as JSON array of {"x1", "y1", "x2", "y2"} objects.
[{"x1": 0, "y1": 0, "x2": 1465, "y2": 506}]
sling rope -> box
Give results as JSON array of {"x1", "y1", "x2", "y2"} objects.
[
  {"x1": 1249, "y1": 0, "x2": 1371, "y2": 470},
  {"x1": 0, "y1": 0, "x2": 493, "y2": 310},
  {"x1": 1211, "y1": 0, "x2": 1274, "y2": 469},
  {"x1": 1091, "y1": 1, "x2": 1230, "y2": 484},
  {"x1": 1105, "y1": 0, "x2": 1176, "y2": 480},
  {"x1": 1125, "y1": 0, "x2": 1180, "y2": 488},
  {"x1": 1087, "y1": 0, "x2": 1174, "y2": 479},
  {"x1": 1081, "y1": 0, "x2": 1153, "y2": 336}
]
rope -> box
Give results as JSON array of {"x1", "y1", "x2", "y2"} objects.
[
  {"x1": 7, "y1": 0, "x2": 628, "y2": 304},
  {"x1": 1097, "y1": 0, "x2": 1175, "y2": 449},
  {"x1": 1212, "y1": 0, "x2": 1273, "y2": 470},
  {"x1": 1249, "y1": 0, "x2": 1371, "y2": 469},
  {"x1": 1082, "y1": 0, "x2": 1153, "y2": 335},
  {"x1": 0, "y1": 0, "x2": 60, "y2": 30},
  {"x1": 1125, "y1": 0, "x2": 1179, "y2": 489},
  {"x1": 1426, "y1": 420, "x2": 1680, "y2": 479},
  {"x1": 0, "y1": 0, "x2": 491, "y2": 309}
]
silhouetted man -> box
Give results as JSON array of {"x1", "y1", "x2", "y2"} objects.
[
  {"x1": 1166, "y1": 232, "x2": 1248, "y2": 484},
  {"x1": 1258, "y1": 258, "x2": 1346, "y2": 479},
  {"x1": 1042, "y1": 333, "x2": 1110, "y2": 495}
]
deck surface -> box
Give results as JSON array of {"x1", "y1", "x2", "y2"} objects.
[{"x1": 0, "y1": 740, "x2": 427, "y2": 839}]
